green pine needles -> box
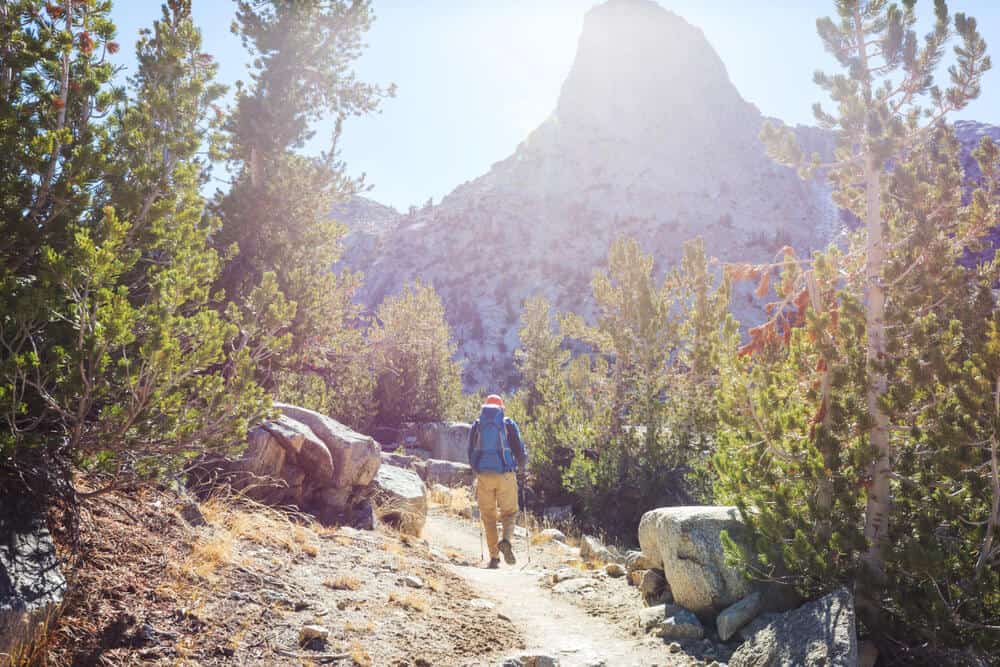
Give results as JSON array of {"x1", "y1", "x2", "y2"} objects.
[{"x1": 722, "y1": 0, "x2": 998, "y2": 650}]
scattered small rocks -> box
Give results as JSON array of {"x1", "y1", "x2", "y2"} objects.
[
  {"x1": 538, "y1": 528, "x2": 567, "y2": 543},
  {"x1": 501, "y1": 654, "x2": 560, "y2": 667},
  {"x1": 298, "y1": 624, "x2": 329, "y2": 647},
  {"x1": 551, "y1": 567, "x2": 579, "y2": 584},
  {"x1": 604, "y1": 563, "x2": 626, "y2": 578},
  {"x1": 469, "y1": 598, "x2": 496, "y2": 610},
  {"x1": 655, "y1": 609, "x2": 704, "y2": 641},
  {"x1": 553, "y1": 578, "x2": 597, "y2": 595},
  {"x1": 624, "y1": 550, "x2": 653, "y2": 573}
]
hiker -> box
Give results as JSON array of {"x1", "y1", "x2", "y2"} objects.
[{"x1": 468, "y1": 394, "x2": 527, "y2": 568}]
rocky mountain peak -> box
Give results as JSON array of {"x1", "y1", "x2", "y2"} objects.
[
  {"x1": 337, "y1": 1, "x2": 996, "y2": 391},
  {"x1": 556, "y1": 0, "x2": 751, "y2": 144}
]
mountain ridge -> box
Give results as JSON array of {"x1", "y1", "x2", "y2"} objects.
[{"x1": 338, "y1": 0, "x2": 997, "y2": 390}]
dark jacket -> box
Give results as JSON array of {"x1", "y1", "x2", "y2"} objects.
[{"x1": 468, "y1": 416, "x2": 527, "y2": 473}]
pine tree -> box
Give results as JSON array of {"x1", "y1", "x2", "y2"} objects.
[
  {"x1": 718, "y1": 127, "x2": 1000, "y2": 651},
  {"x1": 876, "y1": 129, "x2": 1000, "y2": 648},
  {"x1": 561, "y1": 237, "x2": 676, "y2": 437},
  {"x1": 0, "y1": 0, "x2": 120, "y2": 276},
  {"x1": 515, "y1": 295, "x2": 570, "y2": 417},
  {"x1": 511, "y1": 295, "x2": 603, "y2": 507},
  {"x1": 1, "y1": 1, "x2": 268, "y2": 499},
  {"x1": 759, "y1": 0, "x2": 991, "y2": 623},
  {"x1": 369, "y1": 281, "x2": 462, "y2": 426},
  {"x1": 212, "y1": 0, "x2": 393, "y2": 423},
  {"x1": 558, "y1": 238, "x2": 734, "y2": 536}
]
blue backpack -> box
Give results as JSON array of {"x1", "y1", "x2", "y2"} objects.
[{"x1": 472, "y1": 406, "x2": 516, "y2": 473}]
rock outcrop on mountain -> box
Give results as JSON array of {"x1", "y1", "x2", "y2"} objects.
[
  {"x1": 337, "y1": 0, "x2": 997, "y2": 390},
  {"x1": 330, "y1": 195, "x2": 400, "y2": 272},
  {"x1": 338, "y1": 0, "x2": 837, "y2": 389}
]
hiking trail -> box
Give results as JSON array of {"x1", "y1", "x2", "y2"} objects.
[{"x1": 423, "y1": 509, "x2": 683, "y2": 667}]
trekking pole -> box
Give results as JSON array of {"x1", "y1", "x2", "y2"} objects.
[{"x1": 519, "y1": 474, "x2": 530, "y2": 564}]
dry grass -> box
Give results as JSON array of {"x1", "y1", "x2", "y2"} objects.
[
  {"x1": 323, "y1": 574, "x2": 362, "y2": 591},
  {"x1": 531, "y1": 531, "x2": 558, "y2": 546},
  {"x1": 159, "y1": 494, "x2": 330, "y2": 659},
  {"x1": 175, "y1": 492, "x2": 321, "y2": 584},
  {"x1": 429, "y1": 485, "x2": 451, "y2": 505},
  {"x1": 4, "y1": 606, "x2": 62, "y2": 667},
  {"x1": 381, "y1": 540, "x2": 403, "y2": 556},
  {"x1": 345, "y1": 619, "x2": 374, "y2": 634},
  {"x1": 373, "y1": 495, "x2": 424, "y2": 537},
  {"x1": 388, "y1": 590, "x2": 429, "y2": 612},
  {"x1": 350, "y1": 640, "x2": 373, "y2": 666},
  {"x1": 425, "y1": 576, "x2": 444, "y2": 593},
  {"x1": 296, "y1": 528, "x2": 320, "y2": 557},
  {"x1": 430, "y1": 485, "x2": 475, "y2": 517}
]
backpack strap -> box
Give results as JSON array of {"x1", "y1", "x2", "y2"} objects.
[
  {"x1": 472, "y1": 420, "x2": 483, "y2": 471},
  {"x1": 495, "y1": 410, "x2": 507, "y2": 469}
]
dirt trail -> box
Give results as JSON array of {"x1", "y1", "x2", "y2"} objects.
[{"x1": 423, "y1": 509, "x2": 678, "y2": 667}]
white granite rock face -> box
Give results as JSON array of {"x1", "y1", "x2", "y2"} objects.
[
  {"x1": 336, "y1": 1, "x2": 996, "y2": 391},
  {"x1": 342, "y1": 0, "x2": 838, "y2": 390},
  {"x1": 638, "y1": 506, "x2": 751, "y2": 616}
]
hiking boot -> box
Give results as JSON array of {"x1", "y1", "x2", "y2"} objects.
[
  {"x1": 487, "y1": 557, "x2": 500, "y2": 569},
  {"x1": 498, "y1": 539, "x2": 516, "y2": 565}
]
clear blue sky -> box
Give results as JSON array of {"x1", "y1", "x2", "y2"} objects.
[{"x1": 111, "y1": 1, "x2": 1000, "y2": 211}]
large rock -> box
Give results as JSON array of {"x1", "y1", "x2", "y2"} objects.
[
  {"x1": 399, "y1": 422, "x2": 471, "y2": 464},
  {"x1": 423, "y1": 459, "x2": 474, "y2": 487},
  {"x1": 372, "y1": 465, "x2": 429, "y2": 536},
  {"x1": 730, "y1": 588, "x2": 858, "y2": 667},
  {"x1": 638, "y1": 603, "x2": 679, "y2": 632},
  {"x1": 717, "y1": 591, "x2": 763, "y2": 642},
  {"x1": 262, "y1": 415, "x2": 333, "y2": 481},
  {"x1": 1, "y1": 511, "x2": 66, "y2": 659},
  {"x1": 241, "y1": 425, "x2": 287, "y2": 478},
  {"x1": 194, "y1": 406, "x2": 381, "y2": 527},
  {"x1": 656, "y1": 609, "x2": 704, "y2": 641},
  {"x1": 638, "y1": 506, "x2": 751, "y2": 617},
  {"x1": 639, "y1": 568, "x2": 670, "y2": 605},
  {"x1": 380, "y1": 451, "x2": 428, "y2": 479},
  {"x1": 276, "y1": 403, "x2": 380, "y2": 488},
  {"x1": 214, "y1": 418, "x2": 325, "y2": 506}
]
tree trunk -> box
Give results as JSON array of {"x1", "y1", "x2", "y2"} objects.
[
  {"x1": 861, "y1": 155, "x2": 892, "y2": 585},
  {"x1": 807, "y1": 270, "x2": 834, "y2": 543},
  {"x1": 975, "y1": 373, "x2": 1000, "y2": 578}
]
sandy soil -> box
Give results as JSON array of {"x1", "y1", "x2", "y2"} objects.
[
  {"x1": 44, "y1": 487, "x2": 523, "y2": 666},
  {"x1": 423, "y1": 509, "x2": 695, "y2": 667}
]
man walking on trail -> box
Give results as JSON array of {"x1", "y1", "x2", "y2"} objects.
[{"x1": 468, "y1": 394, "x2": 527, "y2": 569}]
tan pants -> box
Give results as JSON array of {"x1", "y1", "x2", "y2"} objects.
[{"x1": 475, "y1": 472, "x2": 519, "y2": 559}]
